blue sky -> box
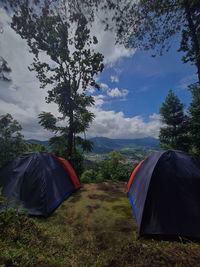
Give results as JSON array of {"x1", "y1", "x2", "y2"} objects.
[
  {"x1": 0, "y1": 7, "x2": 198, "y2": 140},
  {"x1": 98, "y1": 45, "x2": 196, "y2": 119}
]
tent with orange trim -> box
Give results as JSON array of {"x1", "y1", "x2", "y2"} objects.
[
  {"x1": 0, "y1": 152, "x2": 80, "y2": 216},
  {"x1": 127, "y1": 150, "x2": 200, "y2": 238}
]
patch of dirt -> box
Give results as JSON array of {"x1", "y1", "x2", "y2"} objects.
[
  {"x1": 97, "y1": 182, "x2": 126, "y2": 193},
  {"x1": 88, "y1": 193, "x2": 124, "y2": 202}
]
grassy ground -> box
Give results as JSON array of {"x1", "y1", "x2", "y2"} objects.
[{"x1": 1, "y1": 183, "x2": 200, "y2": 266}]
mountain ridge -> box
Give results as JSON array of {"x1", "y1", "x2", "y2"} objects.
[
  {"x1": 88, "y1": 136, "x2": 159, "y2": 153},
  {"x1": 27, "y1": 136, "x2": 159, "y2": 154}
]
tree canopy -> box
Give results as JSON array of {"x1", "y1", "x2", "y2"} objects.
[
  {"x1": 109, "y1": 0, "x2": 200, "y2": 83},
  {"x1": 0, "y1": 113, "x2": 26, "y2": 167},
  {"x1": 11, "y1": 4, "x2": 104, "y2": 165},
  {"x1": 159, "y1": 90, "x2": 190, "y2": 151},
  {"x1": 188, "y1": 82, "x2": 200, "y2": 154}
]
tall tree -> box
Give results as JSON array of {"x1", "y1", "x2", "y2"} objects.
[
  {"x1": 11, "y1": 5, "x2": 104, "y2": 162},
  {"x1": 188, "y1": 82, "x2": 200, "y2": 154},
  {"x1": 159, "y1": 90, "x2": 190, "y2": 151},
  {"x1": 0, "y1": 113, "x2": 26, "y2": 167}
]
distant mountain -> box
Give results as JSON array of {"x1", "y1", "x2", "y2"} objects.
[
  {"x1": 26, "y1": 137, "x2": 160, "y2": 154},
  {"x1": 26, "y1": 139, "x2": 49, "y2": 147},
  {"x1": 88, "y1": 137, "x2": 160, "y2": 154}
]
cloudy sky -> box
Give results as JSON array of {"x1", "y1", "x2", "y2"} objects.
[{"x1": 0, "y1": 7, "x2": 197, "y2": 140}]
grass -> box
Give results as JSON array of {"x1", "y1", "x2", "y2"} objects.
[{"x1": 1, "y1": 183, "x2": 200, "y2": 266}]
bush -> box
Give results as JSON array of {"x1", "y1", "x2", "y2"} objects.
[{"x1": 80, "y1": 169, "x2": 98, "y2": 183}]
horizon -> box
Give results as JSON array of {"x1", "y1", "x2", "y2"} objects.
[{"x1": 26, "y1": 136, "x2": 159, "y2": 141}]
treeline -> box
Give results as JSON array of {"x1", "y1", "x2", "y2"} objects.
[
  {"x1": 159, "y1": 82, "x2": 200, "y2": 155},
  {"x1": 0, "y1": 114, "x2": 47, "y2": 168},
  {"x1": 81, "y1": 150, "x2": 133, "y2": 183},
  {"x1": 0, "y1": 113, "x2": 133, "y2": 181}
]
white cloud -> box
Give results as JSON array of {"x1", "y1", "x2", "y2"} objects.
[
  {"x1": 0, "y1": 8, "x2": 59, "y2": 140},
  {"x1": 90, "y1": 14, "x2": 135, "y2": 65},
  {"x1": 177, "y1": 74, "x2": 197, "y2": 90},
  {"x1": 110, "y1": 75, "x2": 119, "y2": 83},
  {"x1": 100, "y1": 83, "x2": 109, "y2": 90},
  {"x1": 93, "y1": 94, "x2": 106, "y2": 107},
  {"x1": 107, "y1": 88, "x2": 129, "y2": 98},
  {"x1": 149, "y1": 113, "x2": 161, "y2": 120},
  {"x1": 87, "y1": 107, "x2": 162, "y2": 139}
]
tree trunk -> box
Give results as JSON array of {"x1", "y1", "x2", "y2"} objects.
[
  {"x1": 183, "y1": 0, "x2": 200, "y2": 84},
  {"x1": 67, "y1": 100, "x2": 73, "y2": 161}
]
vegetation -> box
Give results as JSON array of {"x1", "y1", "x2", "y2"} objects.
[
  {"x1": 99, "y1": 0, "x2": 200, "y2": 83},
  {"x1": 11, "y1": 4, "x2": 104, "y2": 168},
  {"x1": 158, "y1": 84, "x2": 200, "y2": 156},
  {"x1": 159, "y1": 90, "x2": 190, "y2": 151},
  {"x1": 1, "y1": 183, "x2": 200, "y2": 266},
  {"x1": 0, "y1": 56, "x2": 11, "y2": 81},
  {"x1": 188, "y1": 82, "x2": 200, "y2": 154},
  {"x1": 0, "y1": 113, "x2": 27, "y2": 167},
  {"x1": 81, "y1": 150, "x2": 137, "y2": 183}
]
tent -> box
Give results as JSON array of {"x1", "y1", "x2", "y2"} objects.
[
  {"x1": 127, "y1": 150, "x2": 200, "y2": 238},
  {"x1": 0, "y1": 152, "x2": 80, "y2": 216}
]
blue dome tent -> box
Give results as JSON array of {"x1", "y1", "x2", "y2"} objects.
[
  {"x1": 0, "y1": 152, "x2": 80, "y2": 216},
  {"x1": 127, "y1": 150, "x2": 200, "y2": 238}
]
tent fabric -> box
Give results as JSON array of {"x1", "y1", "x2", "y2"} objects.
[
  {"x1": 126, "y1": 160, "x2": 145, "y2": 192},
  {"x1": 55, "y1": 156, "x2": 80, "y2": 189},
  {"x1": 0, "y1": 152, "x2": 80, "y2": 216},
  {"x1": 127, "y1": 150, "x2": 200, "y2": 238}
]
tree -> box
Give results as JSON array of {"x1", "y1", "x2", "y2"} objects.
[
  {"x1": 0, "y1": 113, "x2": 26, "y2": 167},
  {"x1": 109, "y1": 0, "x2": 200, "y2": 83},
  {"x1": 11, "y1": 5, "x2": 104, "y2": 163},
  {"x1": 80, "y1": 169, "x2": 98, "y2": 183},
  {"x1": 99, "y1": 150, "x2": 129, "y2": 181},
  {"x1": 0, "y1": 57, "x2": 11, "y2": 81},
  {"x1": 188, "y1": 82, "x2": 200, "y2": 154},
  {"x1": 159, "y1": 90, "x2": 190, "y2": 151}
]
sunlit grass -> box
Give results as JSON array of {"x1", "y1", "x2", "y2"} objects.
[{"x1": 1, "y1": 183, "x2": 200, "y2": 266}]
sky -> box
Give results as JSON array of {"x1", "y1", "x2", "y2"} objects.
[{"x1": 0, "y1": 7, "x2": 197, "y2": 140}]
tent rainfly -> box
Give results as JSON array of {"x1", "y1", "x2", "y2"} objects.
[
  {"x1": 127, "y1": 150, "x2": 200, "y2": 238},
  {"x1": 0, "y1": 152, "x2": 80, "y2": 216}
]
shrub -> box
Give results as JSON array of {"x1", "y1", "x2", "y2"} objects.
[{"x1": 80, "y1": 169, "x2": 98, "y2": 183}]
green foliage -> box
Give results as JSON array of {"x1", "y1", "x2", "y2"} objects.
[
  {"x1": 83, "y1": 151, "x2": 131, "y2": 182},
  {"x1": 159, "y1": 90, "x2": 190, "y2": 152},
  {"x1": 38, "y1": 112, "x2": 58, "y2": 133},
  {"x1": 25, "y1": 142, "x2": 47, "y2": 152},
  {"x1": 12, "y1": 7, "x2": 104, "y2": 163},
  {"x1": 70, "y1": 149, "x2": 85, "y2": 176},
  {"x1": 11, "y1": 4, "x2": 104, "y2": 168},
  {"x1": 103, "y1": 0, "x2": 200, "y2": 82},
  {"x1": 0, "y1": 113, "x2": 27, "y2": 167},
  {"x1": 49, "y1": 135, "x2": 92, "y2": 175},
  {"x1": 80, "y1": 169, "x2": 99, "y2": 183},
  {"x1": 188, "y1": 83, "x2": 200, "y2": 155},
  {"x1": 0, "y1": 56, "x2": 11, "y2": 81}
]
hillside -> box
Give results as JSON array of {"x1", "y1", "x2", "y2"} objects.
[
  {"x1": 89, "y1": 137, "x2": 159, "y2": 154},
  {"x1": 26, "y1": 139, "x2": 49, "y2": 148},
  {"x1": 27, "y1": 136, "x2": 160, "y2": 154},
  {"x1": 1, "y1": 183, "x2": 200, "y2": 267}
]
